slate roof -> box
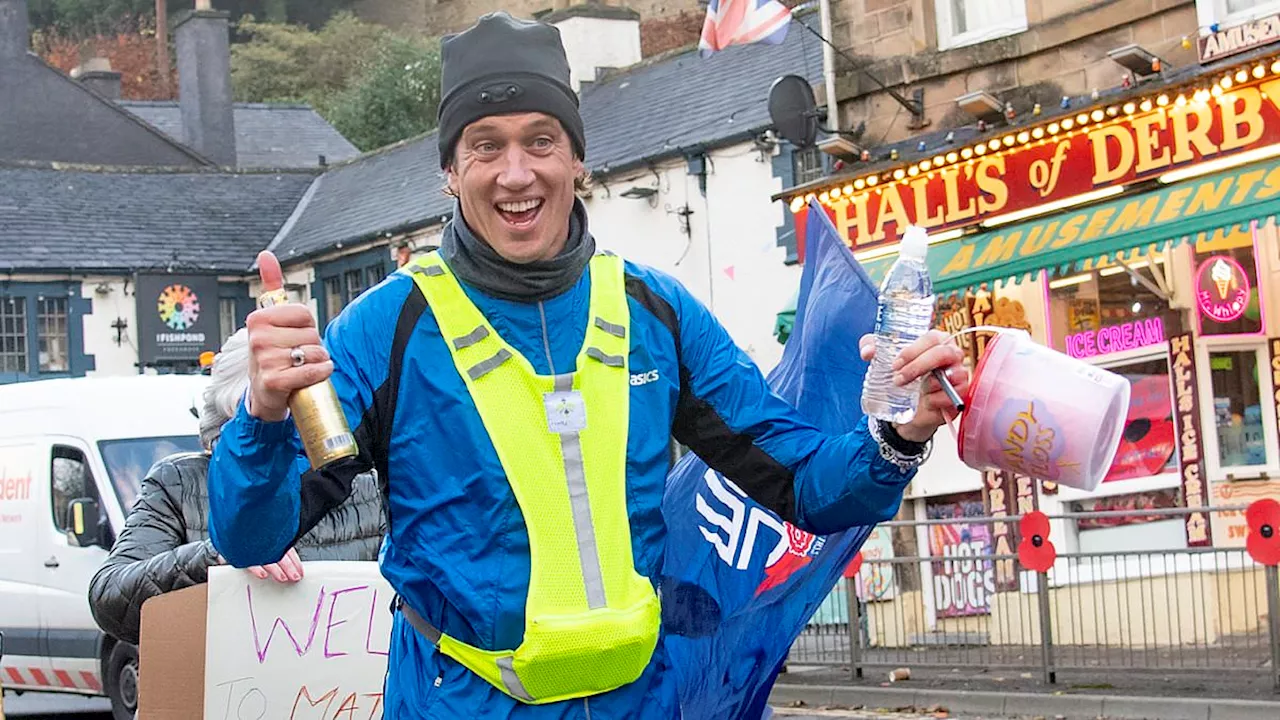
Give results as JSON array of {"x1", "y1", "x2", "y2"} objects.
[
  {"x1": 580, "y1": 11, "x2": 825, "y2": 175},
  {"x1": 264, "y1": 132, "x2": 453, "y2": 263},
  {"x1": 0, "y1": 54, "x2": 211, "y2": 168},
  {"x1": 118, "y1": 101, "x2": 362, "y2": 169},
  {"x1": 0, "y1": 166, "x2": 316, "y2": 273},
  {"x1": 265, "y1": 14, "x2": 823, "y2": 265}
]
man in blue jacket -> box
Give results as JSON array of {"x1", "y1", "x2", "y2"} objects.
[{"x1": 208, "y1": 11, "x2": 968, "y2": 719}]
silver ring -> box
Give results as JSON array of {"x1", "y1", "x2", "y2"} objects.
[{"x1": 290, "y1": 347, "x2": 306, "y2": 367}]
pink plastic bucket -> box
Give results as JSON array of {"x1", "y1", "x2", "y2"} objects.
[{"x1": 957, "y1": 330, "x2": 1131, "y2": 492}]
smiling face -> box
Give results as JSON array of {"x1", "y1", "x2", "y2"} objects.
[{"x1": 446, "y1": 112, "x2": 583, "y2": 264}]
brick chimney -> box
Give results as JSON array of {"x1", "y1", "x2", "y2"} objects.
[
  {"x1": 72, "y1": 57, "x2": 123, "y2": 100},
  {"x1": 174, "y1": 0, "x2": 236, "y2": 166},
  {"x1": 0, "y1": 0, "x2": 29, "y2": 59},
  {"x1": 541, "y1": 3, "x2": 642, "y2": 93}
]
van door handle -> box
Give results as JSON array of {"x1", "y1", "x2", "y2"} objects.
[{"x1": 44, "y1": 556, "x2": 59, "y2": 568}]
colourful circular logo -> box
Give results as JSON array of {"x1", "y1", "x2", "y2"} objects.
[
  {"x1": 1195, "y1": 255, "x2": 1250, "y2": 323},
  {"x1": 157, "y1": 284, "x2": 201, "y2": 331}
]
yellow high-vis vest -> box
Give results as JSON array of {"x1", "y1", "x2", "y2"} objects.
[{"x1": 404, "y1": 251, "x2": 661, "y2": 705}]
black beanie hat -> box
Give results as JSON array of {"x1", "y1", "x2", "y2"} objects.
[{"x1": 437, "y1": 12, "x2": 586, "y2": 169}]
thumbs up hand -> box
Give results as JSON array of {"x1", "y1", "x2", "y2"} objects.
[{"x1": 245, "y1": 251, "x2": 331, "y2": 422}]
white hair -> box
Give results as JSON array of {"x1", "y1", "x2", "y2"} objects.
[{"x1": 200, "y1": 328, "x2": 251, "y2": 451}]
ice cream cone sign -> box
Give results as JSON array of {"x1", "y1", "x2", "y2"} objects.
[{"x1": 1211, "y1": 258, "x2": 1233, "y2": 299}]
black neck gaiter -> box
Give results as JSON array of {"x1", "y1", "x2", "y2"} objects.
[{"x1": 439, "y1": 198, "x2": 596, "y2": 303}]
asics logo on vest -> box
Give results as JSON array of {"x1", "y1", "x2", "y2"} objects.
[{"x1": 630, "y1": 369, "x2": 660, "y2": 386}]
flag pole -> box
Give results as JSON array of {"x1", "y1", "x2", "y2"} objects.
[{"x1": 817, "y1": 0, "x2": 839, "y2": 131}]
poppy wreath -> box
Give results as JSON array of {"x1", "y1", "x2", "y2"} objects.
[
  {"x1": 1245, "y1": 498, "x2": 1280, "y2": 567},
  {"x1": 1018, "y1": 511, "x2": 1056, "y2": 572}
]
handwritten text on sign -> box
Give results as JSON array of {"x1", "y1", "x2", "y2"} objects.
[{"x1": 204, "y1": 562, "x2": 393, "y2": 720}]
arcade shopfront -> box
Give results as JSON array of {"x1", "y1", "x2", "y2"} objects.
[{"x1": 778, "y1": 48, "x2": 1280, "y2": 564}]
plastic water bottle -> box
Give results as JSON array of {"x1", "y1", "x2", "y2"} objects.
[{"x1": 862, "y1": 225, "x2": 935, "y2": 425}]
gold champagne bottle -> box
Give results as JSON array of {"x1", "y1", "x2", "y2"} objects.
[{"x1": 257, "y1": 287, "x2": 359, "y2": 469}]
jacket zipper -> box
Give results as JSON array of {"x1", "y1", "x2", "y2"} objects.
[
  {"x1": 537, "y1": 301, "x2": 556, "y2": 375},
  {"x1": 584, "y1": 697, "x2": 592, "y2": 720}
]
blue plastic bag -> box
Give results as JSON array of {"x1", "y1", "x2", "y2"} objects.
[{"x1": 660, "y1": 201, "x2": 884, "y2": 719}]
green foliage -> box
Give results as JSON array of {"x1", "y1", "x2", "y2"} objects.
[
  {"x1": 26, "y1": 1, "x2": 357, "y2": 39},
  {"x1": 27, "y1": 0, "x2": 154, "y2": 38},
  {"x1": 231, "y1": 13, "x2": 441, "y2": 151}
]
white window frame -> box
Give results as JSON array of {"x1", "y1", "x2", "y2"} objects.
[
  {"x1": 1196, "y1": 339, "x2": 1280, "y2": 482},
  {"x1": 935, "y1": 0, "x2": 1029, "y2": 51},
  {"x1": 1197, "y1": 0, "x2": 1280, "y2": 33}
]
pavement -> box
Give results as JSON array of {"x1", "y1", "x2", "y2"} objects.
[{"x1": 770, "y1": 663, "x2": 1280, "y2": 720}]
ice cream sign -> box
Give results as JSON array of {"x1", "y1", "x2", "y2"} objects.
[
  {"x1": 1066, "y1": 317, "x2": 1166, "y2": 358},
  {"x1": 1195, "y1": 255, "x2": 1251, "y2": 323}
]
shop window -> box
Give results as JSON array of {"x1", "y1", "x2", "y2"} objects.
[
  {"x1": 1, "y1": 295, "x2": 27, "y2": 374},
  {"x1": 1208, "y1": 349, "x2": 1271, "y2": 469},
  {"x1": 1071, "y1": 488, "x2": 1186, "y2": 553},
  {"x1": 315, "y1": 247, "x2": 394, "y2": 327},
  {"x1": 935, "y1": 0, "x2": 1028, "y2": 51},
  {"x1": 1099, "y1": 357, "x2": 1179, "y2": 484},
  {"x1": 1047, "y1": 252, "x2": 1173, "y2": 359},
  {"x1": 1193, "y1": 230, "x2": 1263, "y2": 337},
  {"x1": 0, "y1": 283, "x2": 90, "y2": 384},
  {"x1": 219, "y1": 298, "x2": 238, "y2": 344}
]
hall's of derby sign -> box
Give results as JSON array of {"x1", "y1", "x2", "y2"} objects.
[{"x1": 802, "y1": 76, "x2": 1280, "y2": 251}]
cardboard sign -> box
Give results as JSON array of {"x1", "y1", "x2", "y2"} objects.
[{"x1": 203, "y1": 562, "x2": 393, "y2": 720}]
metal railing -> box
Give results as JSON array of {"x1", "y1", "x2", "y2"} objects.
[{"x1": 788, "y1": 506, "x2": 1280, "y2": 689}]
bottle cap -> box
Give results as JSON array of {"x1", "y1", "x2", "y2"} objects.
[{"x1": 899, "y1": 225, "x2": 929, "y2": 259}]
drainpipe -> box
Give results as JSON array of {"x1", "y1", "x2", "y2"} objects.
[{"x1": 819, "y1": 0, "x2": 839, "y2": 130}]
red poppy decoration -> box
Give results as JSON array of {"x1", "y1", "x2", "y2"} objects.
[
  {"x1": 1017, "y1": 511, "x2": 1056, "y2": 573},
  {"x1": 1245, "y1": 499, "x2": 1280, "y2": 567},
  {"x1": 844, "y1": 551, "x2": 864, "y2": 579}
]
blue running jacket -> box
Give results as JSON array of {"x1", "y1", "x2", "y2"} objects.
[{"x1": 207, "y1": 256, "x2": 918, "y2": 719}]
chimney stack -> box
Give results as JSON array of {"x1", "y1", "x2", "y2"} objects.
[
  {"x1": 0, "y1": 0, "x2": 30, "y2": 59},
  {"x1": 174, "y1": 3, "x2": 236, "y2": 166},
  {"x1": 542, "y1": 3, "x2": 641, "y2": 94},
  {"x1": 73, "y1": 57, "x2": 123, "y2": 100}
]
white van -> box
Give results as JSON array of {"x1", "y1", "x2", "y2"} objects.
[{"x1": 0, "y1": 374, "x2": 209, "y2": 720}]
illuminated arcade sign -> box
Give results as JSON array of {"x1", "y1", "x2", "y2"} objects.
[
  {"x1": 793, "y1": 62, "x2": 1280, "y2": 253},
  {"x1": 1066, "y1": 317, "x2": 1166, "y2": 359}
]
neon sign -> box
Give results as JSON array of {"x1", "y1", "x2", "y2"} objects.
[
  {"x1": 1195, "y1": 255, "x2": 1251, "y2": 323},
  {"x1": 1066, "y1": 317, "x2": 1166, "y2": 358}
]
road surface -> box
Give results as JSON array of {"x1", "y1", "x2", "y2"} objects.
[{"x1": 2, "y1": 690, "x2": 998, "y2": 719}]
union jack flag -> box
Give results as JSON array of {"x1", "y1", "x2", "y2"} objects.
[{"x1": 698, "y1": 0, "x2": 794, "y2": 56}]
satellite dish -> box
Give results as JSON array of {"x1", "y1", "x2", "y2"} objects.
[{"x1": 768, "y1": 75, "x2": 819, "y2": 148}]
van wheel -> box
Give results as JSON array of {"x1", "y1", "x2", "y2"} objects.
[{"x1": 104, "y1": 642, "x2": 139, "y2": 720}]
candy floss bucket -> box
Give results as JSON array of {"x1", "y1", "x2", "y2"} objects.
[{"x1": 957, "y1": 329, "x2": 1131, "y2": 492}]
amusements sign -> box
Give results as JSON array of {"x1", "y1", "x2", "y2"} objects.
[
  {"x1": 811, "y1": 77, "x2": 1280, "y2": 250},
  {"x1": 204, "y1": 563, "x2": 392, "y2": 720},
  {"x1": 1199, "y1": 13, "x2": 1280, "y2": 63},
  {"x1": 1168, "y1": 333, "x2": 1212, "y2": 547},
  {"x1": 136, "y1": 273, "x2": 221, "y2": 364}
]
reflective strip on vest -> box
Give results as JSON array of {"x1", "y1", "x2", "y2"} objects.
[{"x1": 403, "y1": 251, "x2": 661, "y2": 705}]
